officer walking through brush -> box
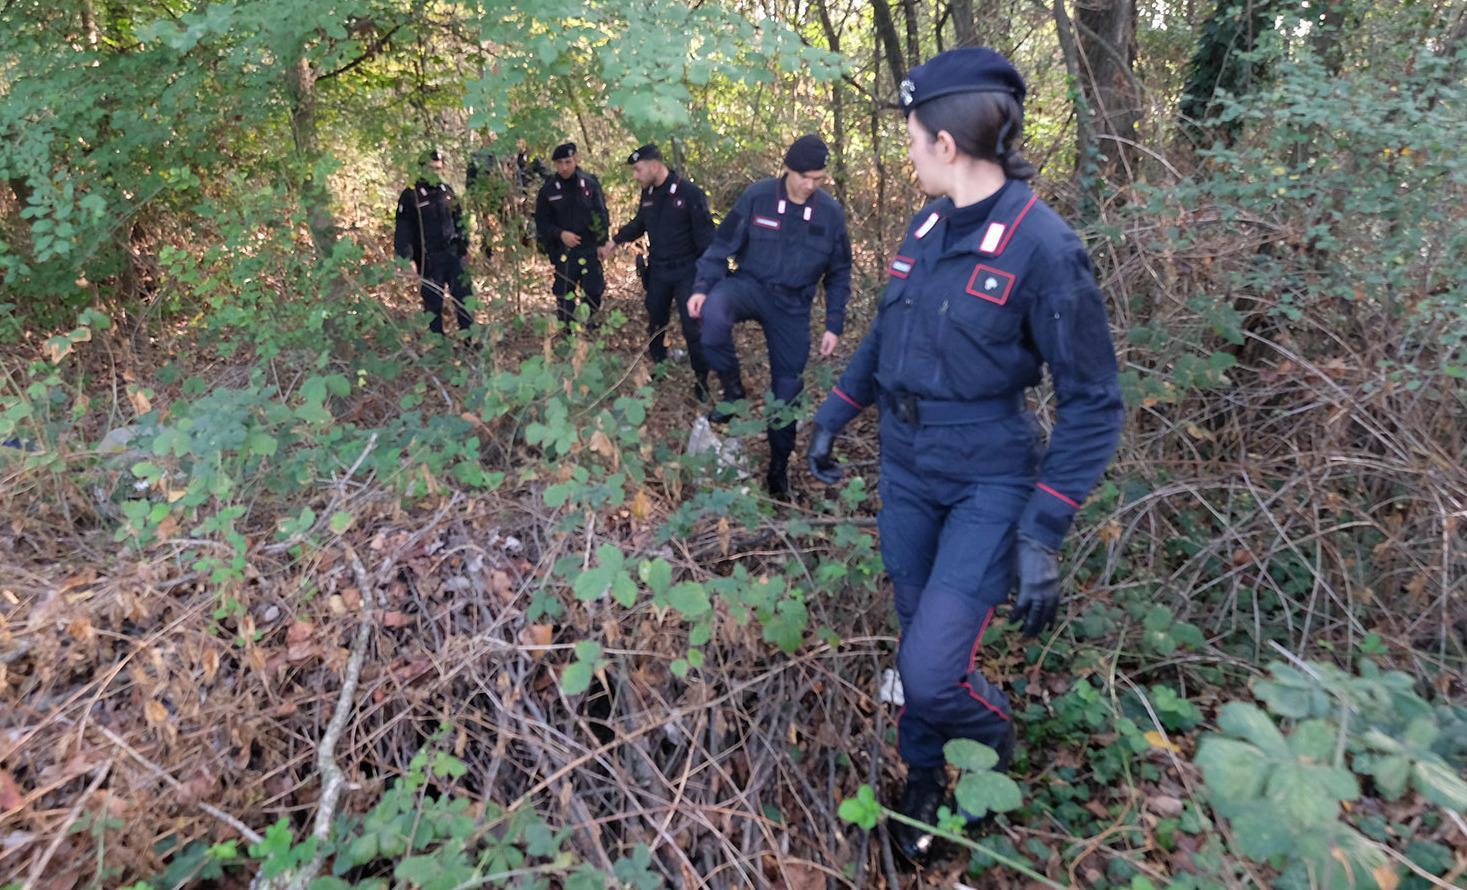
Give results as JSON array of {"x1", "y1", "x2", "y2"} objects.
[
  {"x1": 600, "y1": 143, "x2": 717, "y2": 400},
  {"x1": 394, "y1": 148, "x2": 475, "y2": 336},
  {"x1": 687, "y1": 135, "x2": 852, "y2": 497},
  {"x1": 534, "y1": 142, "x2": 610, "y2": 327},
  {"x1": 465, "y1": 132, "x2": 509, "y2": 259},
  {"x1": 805, "y1": 49, "x2": 1124, "y2": 861}
]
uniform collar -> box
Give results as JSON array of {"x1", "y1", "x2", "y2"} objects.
[
  {"x1": 913, "y1": 180, "x2": 1038, "y2": 258},
  {"x1": 776, "y1": 174, "x2": 815, "y2": 220},
  {"x1": 647, "y1": 169, "x2": 680, "y2": 196}
]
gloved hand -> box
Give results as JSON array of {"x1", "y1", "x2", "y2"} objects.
[
  {"x1": 1010, "y1": 535, "x2": 1061, "y2": 637},
  {"x1": 806, "y1": 425, "x2": 842, "y2": 485}
]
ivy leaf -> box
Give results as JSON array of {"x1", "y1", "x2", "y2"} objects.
[
  {"x1": 944, "y1": 738, "x2": 999, "y2": 772},
  {"x1": 667, "y1": 581, "x2": 710, "y2": 618},
  {"x1": 837, "y1": 784, "x2": 881, "y2": 830},
  {"x1": 953, "y1": 770, "x2": 1023, "y2": 819},
  {"x1": 329, "y1": 511, "x2": 354, "y2": 534},
  {"x1": 561, "y1": 661, "x2": 592, "y2": 695},
  {"x1": 639, "y1": 557, "x2": 673, "y2": 600},
  {"x1": 1413, "y1": 757, "x2": 1467, "y2": 810},
  {"x1": 1217, "y1": 702, "x2": 1289, "y2": 757},
  {"x1": 1195, "y1": 737, "x2": 1269, "y2": 803}
]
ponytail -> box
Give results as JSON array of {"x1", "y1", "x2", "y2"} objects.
[{"x1": 913, "y1": 91, "x2": 1035, "y2": 182}]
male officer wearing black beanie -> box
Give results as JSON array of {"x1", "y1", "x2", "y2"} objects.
[
  {"x1": 601, "y1": 143, "x2": 717, "y2": 399},
  {"x1": 534, "y1": 142, "x2": 610, "y2": 327},
  {"x1": 687, "y1": 134, "x2": 852, "y2": 497}
]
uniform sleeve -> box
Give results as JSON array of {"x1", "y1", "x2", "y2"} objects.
[
  {"x1": 613, "y1": 198, "x2": 646, "y2": 245},
  {"x1": 449, "y1": 187, "x2": 469, "y2": 255},
  {"x1": 813, "y1": 323, "x2": 880, "y2": 432},
  {"x1": 393, "y1": 189, "x2": 419, "y2": 263},
  {"x1": 821, "y1": 212, "x2": 854, "y2": 335},
  {"x1": 534, "y1": 185, "x2": 558, "y2": 247},
  {"x1": 591, "y1": 176, "x2": 611, "y2": 246},
  {"x1": 1018, "y1": 243, "x2": 1126, "y2": 551},
  {"x1": 689, "y1": 184, "x2": 716, "y2": 256},
  {"x1": 694, "y1": 186, "x2": 752, "y2": 294}
]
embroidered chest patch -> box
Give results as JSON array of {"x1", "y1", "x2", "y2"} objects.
[
  {"x1": 965, "y1": 264, "x2": 1016, "y2": 305},
  {"x1": 753, "y1": 215, "x2": 781, "y2": 230},
  {"x1": 888, "y1": 255, "x2": 915, "y2": 279}
]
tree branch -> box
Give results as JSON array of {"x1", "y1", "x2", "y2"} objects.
[{"x1": 319, "y1": 23, "x2": 404, "y2": 81}]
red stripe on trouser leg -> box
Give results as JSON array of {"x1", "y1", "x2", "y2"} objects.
[
  {"x1": 959, "y1": 609, "x2": 1010, "y2": 721},
  {"x1": 833, "y1": 387, "x2": 863, "y2": 410}
]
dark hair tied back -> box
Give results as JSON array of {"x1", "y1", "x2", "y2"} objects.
[{"x1": 912, "y1": 91, "x2": 1036, "y2": 181}]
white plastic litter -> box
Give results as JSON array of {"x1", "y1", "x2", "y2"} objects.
[
  {"x1": 686, "y1": 416, "x2": 747, "y2": 477},
  {"x1": 879, "y1": 668, "x2": 905, "y2": 706}
]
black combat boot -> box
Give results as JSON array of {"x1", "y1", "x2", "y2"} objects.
[
  {"x1": 692, "y1": 374, "x2": 711, "y2": 404},
  {"x1": 766, "y1": 452, "x2": 791, "y2": 500},
  {"x1": 890, "y1": 765, "x2": 947, "y2": 863},
  {"x1": 707, "y1": 378, "x2": 745, "y2": 424}
]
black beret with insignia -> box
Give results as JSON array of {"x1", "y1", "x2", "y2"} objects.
[
  {"x1": 899, "y1": 47, "x2": 1026, "y2": 113},
  {"x1": 783, "y1": 134, "x2": 829, "y2": 173},
  {"x1": 626, "y1": 143, "x2": 662, "y2": 165},
  {"x1": 551, "y1": 142, "x2": 577, "y2": 161}
]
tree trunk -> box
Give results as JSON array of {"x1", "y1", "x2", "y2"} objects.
[
  {"x1": 1074, "y1": 0, "x2": 1140, "y2": 182},
  {"x1": 815, "y1": 0, "x2": 849, "y2": 206},
  {"x1": 870, "y1": 0, "x2": 907, "y2": 96},
  {"x1": 871, "y1": 36, "x2": 888, "y2": 248},
  {"x1": 1051, "y1": 0, "x2": 1097, "y2": 203},
  {"x1": 951, "y1": 0, "x2": 978, "y2": 47},
  {"x1": 901, "y1": 0, "x2": 921, "y2": 67},
  {"x1": 1179, "y1": 0, "x2": 1280, "y2": 147},
  {"x1": 285, "y1": 56, "x2": 340, "y2": 261}
]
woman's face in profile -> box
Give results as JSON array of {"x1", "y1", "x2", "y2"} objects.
[{"x1": 905, "y1": 113, "x2": 949, "y2": 198}]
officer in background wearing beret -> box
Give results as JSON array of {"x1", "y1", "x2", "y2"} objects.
[
  {"x1": 534, "y1": 142, "x2": 610, "y2": 327},
  {"x1": 601, "y1": 144, "x2": 717, "y2": 400},
  {"x1": 806, "y1": 49, "x2": 1125, "y2": 861},
  {"x1": 394, "y1": 148, "x2": 476, "y2": 337},
  {"x1": 687, "y1": 134, "x2": 853, "y2": 497}
]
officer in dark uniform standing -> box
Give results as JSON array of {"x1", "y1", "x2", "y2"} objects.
[
  {"x1": 534, "y1": 142, "x2": 610, "y2": 327},
  {"x1": 394, "y1": 148, "x2": 475, "y2": 336},
  {"x1": 687, "y1": 135, "x2": 852, "y2": 497},
  {"x1": 600, "y1": 143, "x2": 717, "y2": 400},
  {"x1": 805, "y1": 49, "x2": 1125, "y2": 861},
  {"x1": 465, "y1": 133, "x2": 508, "y2": 259}
]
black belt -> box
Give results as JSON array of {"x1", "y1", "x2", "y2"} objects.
[{"x1": 881, "y1": 391, "x2": 1023, "y2": 426}]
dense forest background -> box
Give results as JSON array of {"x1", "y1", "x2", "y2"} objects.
[{"x1": 2, "y1": 1, "x2": 1465, "y2": 888}]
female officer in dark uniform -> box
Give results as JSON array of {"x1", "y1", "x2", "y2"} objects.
[{"x1": 806, "y1": 48, "x2": 1124, "y2": 860}]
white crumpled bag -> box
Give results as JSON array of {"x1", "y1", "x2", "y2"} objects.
[{"x1": 686, "y1": 416, "x2": 747, "y2": 478}]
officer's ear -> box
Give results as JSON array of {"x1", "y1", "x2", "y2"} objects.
[{"x1": 933, "y1": 129, "x2": 960, "y2": 164}]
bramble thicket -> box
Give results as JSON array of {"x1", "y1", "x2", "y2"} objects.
[{"x1": 1, "y1": 1, "x2": 1464, "y2": 888}]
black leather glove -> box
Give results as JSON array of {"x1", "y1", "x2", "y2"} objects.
[
  {"x1": 807, "y1": 425, "x2": 842, "y2": 485},
  {"x1": 1010, "y1": 535, "x2": 1061, "y2": 637}
]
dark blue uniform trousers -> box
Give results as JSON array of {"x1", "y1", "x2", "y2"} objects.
[
  {"x1": 879, "y1": 406, "x2": 1039, "y2": 768},
  {"x1": 552, "y1": 245, "x2": 606, "y2": 324},
  {"x1": 699, "y1": 275, "x2": 810, "y2": 458},
  {"x1": 420, "y1": 250, "x2": 474, "y2": 335},
  {"x1": 646, "y1": 261, "x2": 709, "y2": 378}
]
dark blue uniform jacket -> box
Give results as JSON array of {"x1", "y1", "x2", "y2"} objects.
[
  {"x1": 815, "y1": 180, "x2": 1125, "y2": 549},
  {"x1": 693, "y1": 176, "x2": 853, "y2": 335},
  {"x1": 534, "y1": 169, "x2": 610, "y2": 253},
  {"x1": 394, "y1": 180, "x2": 468, "y2": 265},
  {"x1": 611, "y1": 170, "x2": 715, "y2": 268}
]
